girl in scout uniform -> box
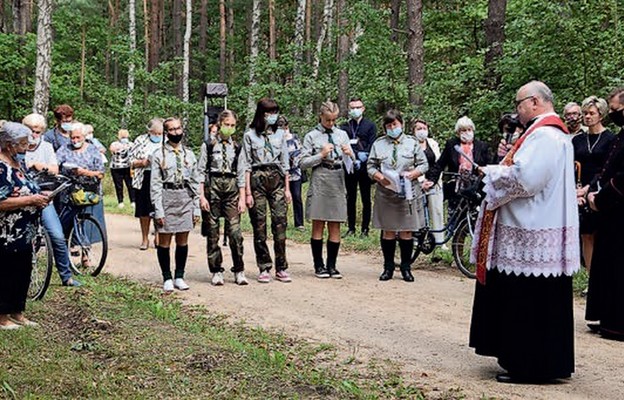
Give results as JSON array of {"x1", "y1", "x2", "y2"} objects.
[
  {"x1": 198, "y1": 110, "x2": 247, "y2": 286},
  {"x1": 368, "y1": 109, "x2": 428, "y2": 282},
  {"x1": 151, "y1": 117, "x2": 200, "y2": 293},
  {"x1": 300, "y1": 101, "x2": 354, "y2": 279},
  {"x1": 242, "y1": 98, "x2": 292, "y2": 284}
]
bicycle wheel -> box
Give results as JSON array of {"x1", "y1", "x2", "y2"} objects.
[
  {"x1": 68, "y1": 215, "x2": 108, "y2": 276},
  {"x1": 452, "y1": 217, "x2": 476, "y2": 279},
  {"x1": 29, "y1": 227, "x2": 53, "y2": 301}
]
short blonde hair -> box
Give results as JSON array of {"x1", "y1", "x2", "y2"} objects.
[
  {"x1": 319, "y1": 101, "x2": 339, "y2": 116},
  {"x1": 22, "y1": 113, "x2": 47, "y2": 130},
  {"x1": 581, "y1": 96, "x2": 608, "y2": 117},
  {"x1": 454, "y1": 116, "x2": 475, "y2": 133},
  {"x1": 118, "y1": 129, "x2": 130, "y2": 139}
]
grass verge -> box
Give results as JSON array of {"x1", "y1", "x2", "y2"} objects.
[{"x1": 0, "y1": 275, "x2": 439, "y2": 399}]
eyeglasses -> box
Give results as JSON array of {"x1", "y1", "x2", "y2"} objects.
[{"x1": 514, "y1": 96, "x2": 535, "y2": 108}]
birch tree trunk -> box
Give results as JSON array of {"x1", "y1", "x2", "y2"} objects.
[
  {"x1": 312, "y1": 0, "x2": 334, "y2": 80},
  {"x1": 32, "y1": 0, "x2": 52, "y2": 114},
  {"x1": 336, "y1": 0, "x2": 349, "y2": 116},
  {"x1": 406, "y1": 0, "x2": 424, "y2": 107},
  {"x1": 484, "y1": 0, "x2": 507, "y2": 89},
  {"x1": 182, "y1": 0, "x2": 191, "y2": 102},
  {"x1": 268, "y1": 0, "x2": 276, "y2": 61},
  {"x1": 246, "y1": 0, "x2": 261, "y2": 116},
  {"x1": 305, "y1": 0, "x2": 311, "y2": 64},
  {"x1": 293, "y1": 0, "x2": 306, "y2": 80},
  {"x1": 219, "y1": 0, "x2": 226, "y2": 82},
  {"x1": 123, "y1": 0, "x2": 137, "y2": 125}
]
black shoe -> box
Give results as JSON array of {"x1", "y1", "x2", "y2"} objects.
[
  {"x1": 379, "y1": 269, "x2": 393, "y2": 281},
  {"x1": 342, "y1": 230, "x2": 356, "y2": 238},
  {"x1": 328, "y1": 267, "x2": 342, "y2": 279},
  {"x1": 314, "y1": 266, "x2": 330, "y2": 279},
  {"x1": 495, "y1": 373, "x2": 555, "y2": 384},
  {"x1": 360, "y1": 229, "x2": 369, "y2": 238},
  {"x1": 587, "y1": 322, "x2": 601, "y2": 333},
  {"x1": 401, "y1": 269, "x2": 414, "y2": 282}
]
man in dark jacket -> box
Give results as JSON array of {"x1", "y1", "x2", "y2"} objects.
[{"x1": 340, "y1": 97, "x2": 377, "y2": 237}]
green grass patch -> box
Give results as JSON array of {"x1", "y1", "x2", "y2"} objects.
[{"x1": 0, "y1": 275, "x2": 436, "y2": 399}]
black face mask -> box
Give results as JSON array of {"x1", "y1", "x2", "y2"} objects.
[
  {"x1": 608, "y1": 109, "x2": 624, "y2": 127},
  {"x1": 167, "y1": 133, "x2": 183, "y2": 144}
]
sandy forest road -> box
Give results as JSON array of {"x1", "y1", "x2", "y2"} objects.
[{"x1": 105, "y1": 214, "x2": 623, "y2": 399}]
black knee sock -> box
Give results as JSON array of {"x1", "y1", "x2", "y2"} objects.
[
  {"x1": 380, "y1": 238, "x2": 396, "y2": 270},
  {"x1": 311, "y1": 238, "x2": 324, "y2": 268},
  {"x1": 326, "y1": 241, "x2": 340, "y2": 269},
  {"x1": 174, "y1": 245, "x2": 188, "y2": 279},
  {"x1": 398, "y1": 239, "x2": 413, "y2": 270},
  {"x1": 156, "y1": 246, "x2": 172, "y2": 281}
]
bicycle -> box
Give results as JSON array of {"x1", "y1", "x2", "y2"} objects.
[{"x1": 411, "y1": 170, "x2": 483, "y2": 279}]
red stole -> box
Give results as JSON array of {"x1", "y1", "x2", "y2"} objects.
[{"x1": 475, "y1": 115, "x2": 569, "y2": 284}]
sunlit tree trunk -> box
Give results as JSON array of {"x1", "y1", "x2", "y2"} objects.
[
  {"x1": 32, "y1": 0, "x2": 52, "y2": 114},
  {"x1": 312, "y1": 0, "x2": 333, "y2": 80},
  {"x1": 293, "y1": 0, "x2": 306, "y2": 79},
  {"x1": 123, "y1": 0, "x2": 137, "y2": 125},
  {"x1": 269, "y1": 0, "x2": 276, "y2": 61},
  {"x1": 336, "y1": 0, "x2": 349, "y2": 117},
  {"x1": 406, "y1": 0, "x2": 424, "y2": 107},
  {"x1": 484, "y1": 0, "x2": 507, "y2": 89},
  {"x1": 182, "y1": 0, "x2": 191, "y2": 102},
  {"x1": 246, "y1": 0, "x2": 260, "y2": 115}
]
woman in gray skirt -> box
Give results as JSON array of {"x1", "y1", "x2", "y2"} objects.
[
  {"x1": 151, "y1": 117, "x2": 200, "y2": 293},
  {"x1": 301, "y1": 101, "x2": 354, "y2": 279},
  {"x1": 368, "y1": 109, "x2": 428, "y2": 282}
]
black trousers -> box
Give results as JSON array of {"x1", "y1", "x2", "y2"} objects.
[
  {"x1": 345, "y1": 167, "x2": 371, "y2": 232},
  {"x1": 111, "y1": 167, "x2": 135, "y2": 203},
  {"x1": 290, "y1": 179, "x2": 304, "y2": 227},
  {"x1": 0, "y1": 249, "x2": 32, "y2": 315}
]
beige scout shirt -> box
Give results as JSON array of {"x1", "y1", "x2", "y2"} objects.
[
  {"x1": 367, "y1": 133, "x2": 428, "y2": 179},
  {"x1": 241, "y1": 128, "x2": 290, "y2": 175},
  {"x1": 197, "y1": 138, "x2": 246, "y2": 188},
  {"x1": 300, "y1": 124, "x2": 354, "y2": 170}
]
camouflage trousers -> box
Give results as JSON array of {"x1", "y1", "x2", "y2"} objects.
[
  {"x1": 201, "y1": 176, "x2": 244, "y2": 273},
  {"x1": 249, "y1": 167, "x2": 288, "y2": 272}
]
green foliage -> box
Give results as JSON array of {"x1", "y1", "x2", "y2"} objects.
[{"x1": 0, "y1": 0, "x2": 622, "y2": 149}]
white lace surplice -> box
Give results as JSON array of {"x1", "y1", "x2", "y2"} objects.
[{"x1": 470, "y1": 123, "x2": 580, "y2": 278}]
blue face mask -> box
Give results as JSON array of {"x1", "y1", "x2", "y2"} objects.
[
  {"x1": 61, "y1": 123, "x2": 73, "y2": 132},
  {"x1": 149, "y1": 135, "x2": 162, "y2": 143},
  {"x1": 120, "y1": 138, "x2": 129, "y2": 144},
  {"x1": 15, "y1": 152, "x2": 26, "y2": 164},
  {"x1": 349, "y1": 108, "x2": 363, "y2": 119},
  {"x1": 386, "y1": 127, "x2": 402, "y2": 139},
  {"x1": 265, "y1": 114, "x2": 279, "y2": 126}
]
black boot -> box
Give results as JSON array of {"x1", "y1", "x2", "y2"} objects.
[
  {"x1": 399, "y1": 239, "x2": 415, "y2": 282},
  {"x1": 311, "y1": 239, "x2": 329, "y2": 278},
  {"x1": 380, "y1": 238, "x2": 396, "y2": 281},
  {"x1": 326, "y1": 241, "x2": 342, "y2": 279}
]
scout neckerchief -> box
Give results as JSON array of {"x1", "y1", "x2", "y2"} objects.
[
  {"x1": 324, "y1": 127, "x2": 340, "y2": 158},
  {"x1": 391, "y1": 136, "x2": 400, "y2": 167},
  {"x1": 221, "y1": 138, "x2": 229, "y2": 172},
  {"x1": 262, "y1": 129, "x2": 274, "y2": 158},
  {"x1": 474, "y1": 114, "x2": 568, "y2": 284},
  {"x1": 172, "y1": 146, "x2": 184, "y2": 184}
]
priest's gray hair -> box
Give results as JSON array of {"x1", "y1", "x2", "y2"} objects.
[
  {"x1": 0, "y1": 122, "x2": 31, "y2": 147},
  {"x1": 525, "y1": 81, "x2": 554, "y2": 104}
]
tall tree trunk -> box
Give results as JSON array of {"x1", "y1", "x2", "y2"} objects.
[
  {"x1": 293, "y1": 0, "x2": 306, "y2": 79},
  {"x1": 148, "y1": 0, "x2": 160, "y2": 71},
  {"x1": 268, "y1": 0, "x2": 276, "y2": 61},
  {"x1": 123, "y1": 0, "x2": 137, "y2": 126},
  {"x1": 143, "y1": 0, "x2": 149, "y2": 68},
  {"x1": 0, "y1": 0, "x2": 5, "y2": 33},
  {"x1": 247, "y1": 0, "x2": 261, "y2": 116},
  {"x1": 182, "y1": 0, "x2": 191, "y2": 102},
  {"x1": 80, "y1": 25, "x2": 86, "y2": 100},
  {"x1": 305, "y1": 0, "x2": 311, "y2": 64},
  {"x1": 12, "y1": 0, "x2": 31, "y2": 34},
  {"x1": 172, "y1": 0, "x2": 183, "y2": 97},
  {"x1": 336, "y1": 0, "x2": 349, "y2": 117},
  {"x1": 219, "y1": 0, "x2": 226, "y2": 82},
  {"x1": 198, "y1": 0, "x2": 207, "y2": 52},
  {"x1": 32, "y1": 0, "x2": 52, "y2": 114},
  {"x1": 390, "y1": 0, "x2": 400, "y2": 42},
  {"x1": 483, "y1": 0, "x2": 507, "y2": 89},
  {"x1": 312, "y1": 0, "x2": 334, "y2": 80},
  {"x1": 406, "y1": 0, "x2": 424, "y2": 107},
  {"x1": 105, "y1": 0, "x2": 117, "y2": 82},
  {"x1": 227, "y1": 0, "x2": 234, "y2": 79}
]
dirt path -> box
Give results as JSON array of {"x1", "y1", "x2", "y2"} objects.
[{"x1": 104, "y1": 214, "x2": 622, "y2": 399}]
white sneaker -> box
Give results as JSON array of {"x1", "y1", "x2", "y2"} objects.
[
  {"x1": 234, "y1": 271, "x2": 248, "y2": 286},
  {"x1": 118, "y1": 203, "x2": 125, "y2": 209},
  {"x1": 211, "y1": 272, "x2": 225, "y2": 286},
  {"x1": 174, "y1": 278, "x2": 190, "y2": 290},
  {"x1": 163, "y1": 279, "x2": 174, "y2": 292},
  {"x1": 131, "y1": 202, "x2": 136, "y2": 208}
]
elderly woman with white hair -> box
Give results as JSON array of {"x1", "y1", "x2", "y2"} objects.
[
  {"x1": 0, "y1": 122, "x2": 50, "y2": 329},
  {"x1": 573, "y1": 96, "x2": 616, "y2": 270},
  {"x1": 422, "y1": 116, "x2": 491, "y2": 212}
]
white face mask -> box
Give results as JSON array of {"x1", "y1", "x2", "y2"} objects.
[
  {"x1": 86, "y1": 133, "x2": 94, "y2": 140},
  {"x1": 460, "y1": 130, "x2": 474, "y2": 143},
  {"x1": 28, "y1": 135, "x2": 42, "y2": 147},
  {"x1": 414, "y1": 129, "x2": 428, "y2": 142}
]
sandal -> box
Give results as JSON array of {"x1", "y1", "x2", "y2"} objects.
[{"x1": 139, "y1": 243, "x2": 148, "y2": 251}]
